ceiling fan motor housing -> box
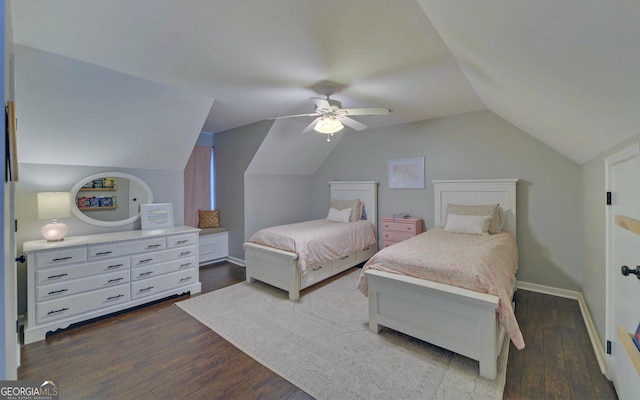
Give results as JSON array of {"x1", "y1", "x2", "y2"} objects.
[{"x1": 318, "y1": 99, "x2": 342, "y2": 113}]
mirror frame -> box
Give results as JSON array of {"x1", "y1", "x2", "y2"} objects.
[{"x1": 70, "y1": 172, "x2": 153, "y2": 227}]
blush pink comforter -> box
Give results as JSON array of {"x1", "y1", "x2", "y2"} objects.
[
  {"x1": 357, "y1": 226, "x2": 525, "y2": 349},
  {"x1": 249, "y1": 219, "x2": 377, "y2": 275}
]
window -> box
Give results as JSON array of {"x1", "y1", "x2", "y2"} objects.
[{"x1": 210, "y1": 146, "x2": 215, "y2": 210}]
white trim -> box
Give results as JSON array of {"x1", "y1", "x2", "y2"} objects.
[
  {"x1": 517, "y1": 281, "x2": 608, "y2": 376},
  {"x1": 226, "y1": 256, "x2": 246, "y2": 267},
  {"x1": 604, "y1": 142, "x2": 640, "y2": 382},
  {"x1": 516, "y1": 281, "x2": 580, "y2": 300}
]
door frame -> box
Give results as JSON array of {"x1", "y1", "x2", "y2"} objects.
[{"x1": 604, "y1": 142, "x2": 639, "y2": 380}]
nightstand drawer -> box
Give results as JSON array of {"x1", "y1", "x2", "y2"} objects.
[
  {"x1": 382, "y1": 220, "x2": 419, "y2": 234},
  {"x1": 381, "y1": 216, "x2": 424, "y2": 247},
  {"x1": 383, "y1": 230, "x2": 414, "y2": 243}
]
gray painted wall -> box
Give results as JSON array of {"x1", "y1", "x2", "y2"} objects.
[
  {"x1": 245, "y1": 174, "x2": 312, "y2": 240},
  {"x1": 218, "y1": 109, "x2": 584, "y2": 295},
  {"x1": 311, "y1": 110, "x2": 584, "y2": 292},
  {"x1": 15, "y1": 162, "x2": 185, "y2": 315},
  {"x1": 213, "y1": 120, "x2": 271, "y2": 259}
]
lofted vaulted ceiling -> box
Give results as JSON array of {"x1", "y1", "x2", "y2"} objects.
[{"x1": 10, "y1": 0, "x2": 640, "y2": 166}]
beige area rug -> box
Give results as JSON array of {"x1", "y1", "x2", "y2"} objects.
[{"x1": 176, "y1": 268, "x2": 508, "y2": 400}]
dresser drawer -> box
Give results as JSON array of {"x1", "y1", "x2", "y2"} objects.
[
  {"x1": 36, "y1": 270, "x2": 130, "y2": 301},
  {"x1": 131, "y1": 269, "x2": 198, "y2": 299},
  {"x1": 166, "y1": 233, "x2": 198, "y2": 248},
  {"x1": 34, "y1": 247, "x2": 86, "y2": 269},
  {"x1": 37, "y1": 285, "x2": 130, "y2": 324},
  {"x1": 130, "y1": 246, "x2": 196, "y2": 268},
  {"x1": 382, "y1": 220, "x2": 419, "y2": 234},
  {"x1": 35, "y1": 257, "x2": 130, "y2": 285},
  {"x1": 88, "y1": 238, "x2": 166, "y2": 260},
  {"x1": 131, "y1": 257, "x2": 197, "y2": 281},
  {"x1": 383, "y1": 240, "x2": 399, "y2": 249}
]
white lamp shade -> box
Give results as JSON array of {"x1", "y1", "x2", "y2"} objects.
[
  {"x1": 314, "y1": 117, "x2": 344, "y2": 134},
  {"x1": 37, "y1": 192, "x2": 71, "y2": 220}
]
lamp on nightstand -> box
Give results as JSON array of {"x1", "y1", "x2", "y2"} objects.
[{"x1": 37, "y1": 192, "x2": 70, "y2": 242}]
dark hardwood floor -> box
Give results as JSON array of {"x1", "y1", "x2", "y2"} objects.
[{"x1": 20, "y1": 262, "x2": 617, "y2": 399}]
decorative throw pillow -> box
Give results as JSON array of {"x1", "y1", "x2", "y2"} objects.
[
  {"x1": 198, "y1": 209, "x2": 220, "y2": 228},
  {"x1": 444, "y1": 214, "x2": 490, "y2": 235},
  {"x1": 331, "y1": 198, "x2": 361, "y2": 222},
  {"x1": 446, "y1": 203, "x2": 502, "y2": 234},
  {"x1": 327, "y1": 207, "x2": 352, "y2": 223}
]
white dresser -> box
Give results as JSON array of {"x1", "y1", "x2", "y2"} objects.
[{"x1": 23, "y1": 226, "x2": 201, "y2": 344}]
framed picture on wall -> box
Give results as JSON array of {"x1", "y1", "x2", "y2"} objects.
[
  {"x1": 388, "y1": 157, "x2": 425, "y2": 189},
  {"x1": 141, "y1": 203, "x2": 174, "y2": 230}
]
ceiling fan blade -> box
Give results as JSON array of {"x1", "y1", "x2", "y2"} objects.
[
  {"x1": 339, "y1": 116, "x2": 367, "y2": 131},
  {"x1": 268, "y1": 112, "x2": 320, "y2": 120},
  {"x1": 302, "y1": 117, "x2": 321, "y2": 133},
  {"x1": 339, "y1": 107, "x2": 391, "y2": 116},
  {"x1": 311, "y1": 98, "x2": 332, "y2": 110}
]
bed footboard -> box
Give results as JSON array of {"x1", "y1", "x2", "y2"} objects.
[
  {"x1": 244, "y1": 242, "x2": 377, "y2": 301},
  {"x1": 365, "y1": 269, "x2": 504, "y2": 380},
  {"x1": 243, "y1": 242, "x2": 301, "y2": 300}
]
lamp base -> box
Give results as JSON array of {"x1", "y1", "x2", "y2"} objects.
[{"x1": 41, "y1": 221, "x2": 69, "y2": 242}]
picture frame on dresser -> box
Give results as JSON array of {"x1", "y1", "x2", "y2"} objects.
[{"x1": 141, "y1": 203, "x2": 174, "y2": 230}]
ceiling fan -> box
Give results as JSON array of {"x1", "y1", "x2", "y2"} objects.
[{"x1": 269, "y1": 86, "x2": 391, "y2": 141}]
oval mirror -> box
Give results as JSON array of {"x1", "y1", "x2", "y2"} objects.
[{"x1": 70, "y1": 172, "x2": 153, "y2": 227}]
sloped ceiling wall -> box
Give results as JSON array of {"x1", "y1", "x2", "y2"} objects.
[
  {"x1": 9, "y1": 1, "x2": 640, "y2": 168},
  {"x1": 416, "y1": 0, "x2": 640, "y2": 164},
  {"x1": 246, "y1": 119, "x2": 343, "y2": 176},
  {"x1": 13, "y1": 45, "x2": 214, "y2": 170}
]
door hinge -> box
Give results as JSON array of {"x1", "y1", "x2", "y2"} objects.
[
  {"x1": 606, "y1": 192, "x2": 612, "y2": 205},
  {"x1": 607, "y1": 340, "x2": 612, "y2": 354},
  {"x1": 14, "y1": 219, "x2": 18, "y2": 232}
]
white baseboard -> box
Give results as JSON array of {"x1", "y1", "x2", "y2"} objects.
[
  {"x1": 226, "y1": 256, "x2": 245, "y2": 267},
  {"x1": 517, "y1": 281, "x2": 608, "y2": 376}
]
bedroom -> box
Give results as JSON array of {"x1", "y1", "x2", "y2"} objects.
[{"x1": 1, "y1": 0, "x2": 639, "y2": 398}]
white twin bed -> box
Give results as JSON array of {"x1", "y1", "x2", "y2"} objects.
[
  {"x1": 243, "y1": 181, "x2": 378, "y2": 301},
  {"x1": 362, "y1": 178, "x2": 520, "y2": 380},
  {"x1": 243, "y1": 178, "x2": 521, "y2": 380}
]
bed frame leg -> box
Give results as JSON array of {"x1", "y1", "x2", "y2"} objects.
[
  {"x1": 246, "y1": 276, "x2": 256, "y2": 283},
  {"x1": 289, "y1": 290, "x2": 300, "y2": 301},
  {"x1": 368, "y1": 290, "x2": 381, "y2": 333},
  {"x1": 478, "y1": 315, "x2": 498, "y2": 379},
  {"x1": 479, "y1": 358, "x2": 497, "y2": 380}
]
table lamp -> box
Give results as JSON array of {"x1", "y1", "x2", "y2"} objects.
[{"x1": 37, "y1": 192, "x2": 70, "y2": 241}]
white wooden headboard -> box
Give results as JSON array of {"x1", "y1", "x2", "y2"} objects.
[
  {"x1": 433, "y1": 179, "x2": 518, "y2": 238},
  {"x1": 329, "y1": 181, "x2": 378, "y2": 227}
]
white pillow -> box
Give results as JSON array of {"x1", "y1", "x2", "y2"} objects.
[
  {"x1": 327, "y1": 207, "x2": 352, "y2": 223},
  {"x1": 444, "y1": 214, "x2": 490, "y2": 235},
  {"x1": 331, "y1": 198, "x2": 361, "y2": 221},
  {"x1": 446, "y1": 203, "x2": 502, "y2": 234}
]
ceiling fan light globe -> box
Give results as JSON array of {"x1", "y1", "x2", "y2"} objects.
[{"x1": 314, "y1": 117, "x2": 344, "y2": 134}]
